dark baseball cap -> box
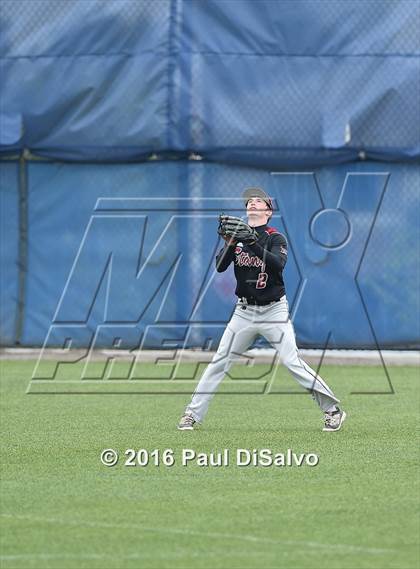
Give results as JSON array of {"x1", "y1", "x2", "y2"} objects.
[{"x1": 243, "y1": 187, "x2": 273, "y2": 210}]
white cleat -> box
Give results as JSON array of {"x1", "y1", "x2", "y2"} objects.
[
  {"x1": 323, "y1": 408, "x2": 347, "y2": 432},
  {"x1": 177, "y1": 412, "x2": 197, "y2": 431}
]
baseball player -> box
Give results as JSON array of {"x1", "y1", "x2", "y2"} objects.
[{"x1": 178, "y1": 187, "x2": 346, "y2": 432}]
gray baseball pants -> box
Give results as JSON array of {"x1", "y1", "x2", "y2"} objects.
[{"x1": 186, "y1": 296, "x2": 339, "y2": 422}]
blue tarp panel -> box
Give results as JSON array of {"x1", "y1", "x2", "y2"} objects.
[
  {"x1": 0, "y1": 114, "x2": 23, "y2": 155},
  {"x1": 0, "y1": 162, "x2": 19, "y2": 344},
  {"x1": 0, "y1": 0, "x2": 419, "y2": 165},
  {"x1": 12, "y1": 160, "x2": 419, "y2": 349}
]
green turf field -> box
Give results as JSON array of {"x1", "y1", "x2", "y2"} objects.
[{"x1": 1, "y1": 361, "x2": 419, "y2": 569}]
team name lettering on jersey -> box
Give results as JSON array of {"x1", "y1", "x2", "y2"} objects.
[{"x1": 235, "y1": 251, "x2": 266, "y2": 272}]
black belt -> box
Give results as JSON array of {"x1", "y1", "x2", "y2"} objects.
[{"x1": 239, "y1": 297, "x2": 281, "y2": 306}]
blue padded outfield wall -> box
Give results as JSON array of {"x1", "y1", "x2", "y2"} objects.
[
  {"x1": 1, "y1": 161, "x2": 419, "y2": 349},
  {"x1": 0, "y1": 1, "x2": 419, "y2": 348}
]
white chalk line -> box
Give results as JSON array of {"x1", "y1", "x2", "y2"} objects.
[{"x1": 0, "y1": 513, "x2": 394, "y2": 556}]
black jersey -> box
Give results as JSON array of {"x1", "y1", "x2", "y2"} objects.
[{"x1": 215, "y1": 223, "x2": 288, "y2": 303}]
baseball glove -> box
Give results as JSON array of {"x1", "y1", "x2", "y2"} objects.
[{"x1": 218, "y1": 214, "x2": 258, "y2": 244}]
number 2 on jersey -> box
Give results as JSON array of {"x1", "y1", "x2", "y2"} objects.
[{"x1": 256, "y1": 272, "x2": 268, "y2": 289}]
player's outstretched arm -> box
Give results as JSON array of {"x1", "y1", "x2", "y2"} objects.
[
  {"x1": 215, "y1": 243, "x2": 235, "y2": 272},
  {"x1": 215, "y1": 213, "x2": 237, "y2": 272}
]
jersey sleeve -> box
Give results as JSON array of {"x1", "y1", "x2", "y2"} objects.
[
  {"x1": 215, "y1": 244, "x2": 236, "y2": 272},
  {"x1": 248, "y1": 232, "x2": 288, "y2": 273}
]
